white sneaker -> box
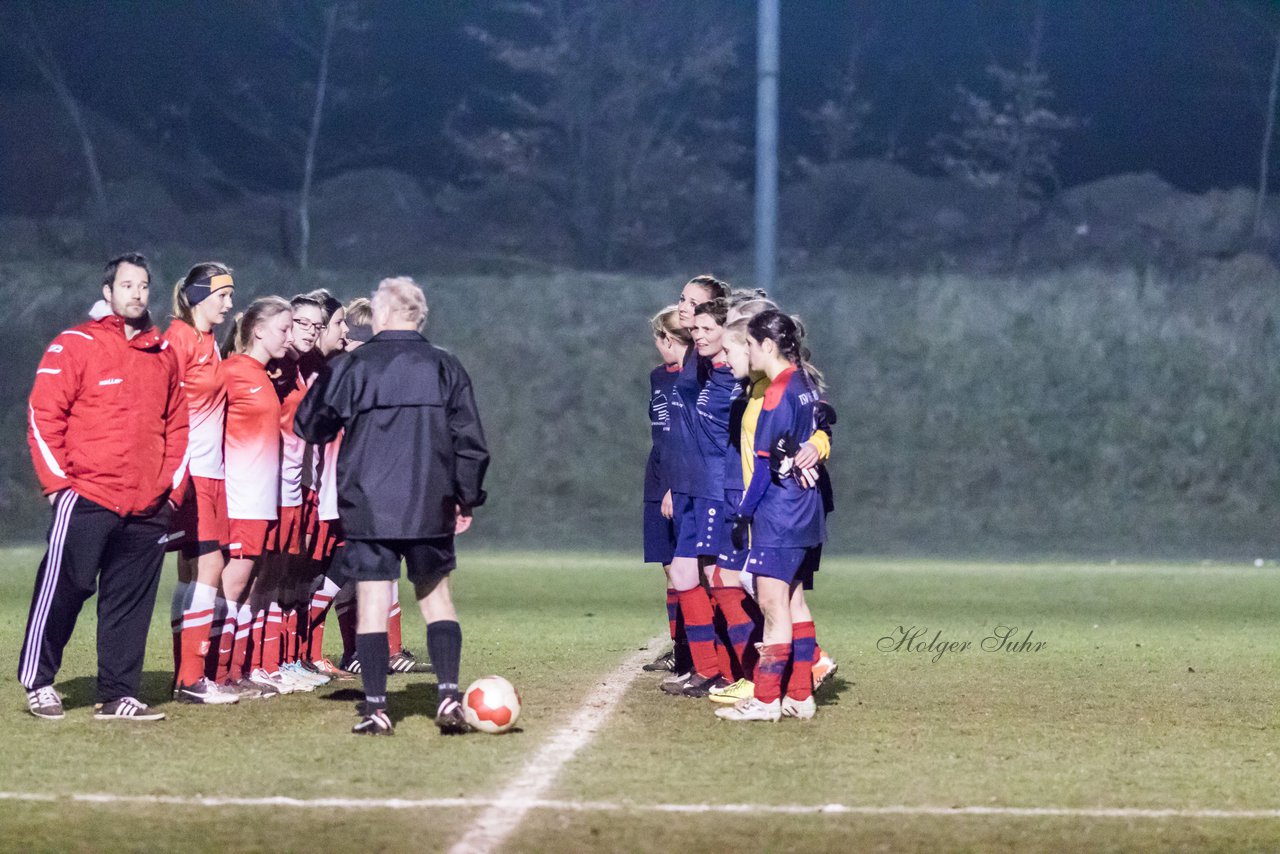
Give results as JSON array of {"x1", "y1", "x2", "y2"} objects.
[
  {"x1": 296, "y1": 662, "x2": 333, "y2": 686},
  {"x1": 249, "y1": 667, "x2": 295, "y2": 695},
  {"x1": 714, "y1": 697, "x2": 781, "y2": 722},
  {"x1": 276, "y1": 665, "x2": 317, "y2": 693},
  {"x1": 781, "y1": 695, "x2": 816, "y2": 720},
  {"x1": 176, "y1": 676, "x2": 240, "y2": 705},
  {"x1": 283, "y1": 662, "x2": 328, "y2": 687}
]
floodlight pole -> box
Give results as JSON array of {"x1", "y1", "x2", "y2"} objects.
[{"x1": 755, "y1": 0, "x2": 780, "y2": 294}]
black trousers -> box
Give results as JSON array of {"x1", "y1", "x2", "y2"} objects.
[{"x1": 18, "y1": 490, "x2": 170, "y2": 703}]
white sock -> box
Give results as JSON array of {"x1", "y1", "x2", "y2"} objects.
[{"x1": 189, "y1": 582, "x2": 217, "y2": 615}]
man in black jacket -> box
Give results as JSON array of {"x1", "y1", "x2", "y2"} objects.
[{"x1": 295, "y1": 276, "x2": 489, "y2": 736}]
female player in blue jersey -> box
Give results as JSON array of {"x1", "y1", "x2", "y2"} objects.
[
  {"x1": 717, "y1": 309, "x2": 829, "y2": 722},
  {"x1": 661, "y1": 275, "x2": 733, "y2": 696},
  {"x1": 686, "y1": 298, "x2": 761, "y2": 698},
  {"x1": 720, "y1": 309, "x2": 839, "y2": 706},
  {"x1": 641, "y1": 306, "x2": 693, "y2": 675}
]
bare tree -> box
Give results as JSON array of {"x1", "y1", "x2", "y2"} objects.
[
  {"x1": 449, "y1": 0, "x2": 745, "y2": 268},
  {"x1": 1259, "y1": 32, "x2": 1280, "y2": 240},
  {"x1": 801, "y1": 44, "x2": 875, "y2": 166},
  {"x1": 196, "y1": 1, "x2": 378, "y2": 271},
  {"x1": 1206, "y1": 2, "x2": 1280, "y2": 242},
  {"x1": 1239, "y1": 7, "x2": 1280, "y2": 240},
  {"x1": 931, "y1": 8, "x2": 1076, "y2": 223},
  {"x1": 297, "y1": 4, "x2": 339, "y2": 273},
  {"x1": 13, "y1": 2, "x2": 107, "y2": 214}
]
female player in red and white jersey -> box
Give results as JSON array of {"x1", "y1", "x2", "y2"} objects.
[
  {"x1": 303, "y1": 295, "x2": 361, "y2": 677},
  {"x1": 165, "y1": 263, "x2": 240, "y2": 705},
  {"x1": 254, "y1": 295, "x2": 329, "y2": 693},
  {"x1": 217, "y1": 297, "x2": 293, "y2": 697}
]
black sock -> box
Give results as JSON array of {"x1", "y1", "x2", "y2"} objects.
[
  {"x1": 673, "y1": 640, "x2": 693, "y2": 674},
  {"x1": 427, "y1": 620, "x2": 462, "y2": 702},
  {"x1": 357, "y1": 632, "x2": 390, "y2": 711}
]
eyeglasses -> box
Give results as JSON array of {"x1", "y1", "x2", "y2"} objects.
[{"x1": 293, "y1": 318, "x2": 319, "y2": 332}]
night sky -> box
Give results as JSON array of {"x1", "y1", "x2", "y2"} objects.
[{"x1": 0, "y1": 1, "x2": 1274, "y2": 206}]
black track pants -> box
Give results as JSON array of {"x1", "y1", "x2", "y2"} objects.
[{"x1": 18, "y1": 491, "x2": 170, "y2": 703}]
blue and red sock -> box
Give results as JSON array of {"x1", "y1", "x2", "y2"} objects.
[
  {"x1": 787, "y1": 621, "x2": 816, "y2": 700},
  {"x1": 711, "y1": 586, "x2": 759, "y2": 680},
  {"x1": 676, "y1": 587, "x2": 720, "y2": 678},
  {"x1": 753, "y1": 643, "x2": 789, "y2": 704}
]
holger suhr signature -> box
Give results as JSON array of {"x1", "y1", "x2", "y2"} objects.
[{"x1": 877, "y1": 625, "x2": 1047, "y2": 663}]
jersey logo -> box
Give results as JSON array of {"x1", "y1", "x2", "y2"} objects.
[
  {"x1": 98, "y1": 378, "x2": 123, "y2": 386},
  {"x1": 249, "y1": 386, "x2": 263, "y2": 394},
  {"x1": 197, "y1": 353, "x2": 210, "y2": 363},
  {"x1": 47, "y1": 344, "x2": 63, "y2": 353},
  {"x1": 650, "y1": 390, "x2": 668, "y2": 427}
]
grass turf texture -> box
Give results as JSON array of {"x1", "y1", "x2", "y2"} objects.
[{"x1": 0, "y1": 548, "x2": 1277, "y2": 852}]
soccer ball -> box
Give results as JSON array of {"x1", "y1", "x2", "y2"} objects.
[{"x1": 463, "y1": 675, "x2": 522, "y2": 734}]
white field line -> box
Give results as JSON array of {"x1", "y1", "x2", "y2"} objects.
[
  {"x1": 0, "y1": 791, "x2": 1277, "y2": 821},
  {"x1": 446, "y1": 635, "x2": 669, "y2": 854}
]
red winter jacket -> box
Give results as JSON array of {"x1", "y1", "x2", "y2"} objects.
[{"x1": 27, "y1": 314, "x2": 190, "y2": 516}]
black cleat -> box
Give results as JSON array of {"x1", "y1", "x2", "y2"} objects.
[
  {"x1": 642, "y1": 649, "x2": 676, "y2": 672},
  {"x1": 388, "y1": 648, "x2": 434, "y2": 674},
  {"x1": 682, "y1": 674, "x2": 731, "y2": 699},
  {"x1": 659, "y1": 671, "x2": 693, "y2": 695},
  {"x1": 352, "y1": 709, "x2": 394, "y2": 736},
  {"x1": 435, "y1": 696, "x2": 470, "y2": 735}
]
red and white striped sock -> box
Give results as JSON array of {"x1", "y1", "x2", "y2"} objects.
[
  {"x1": 211, "y1": 598, "x2": 236, "y2": 682},
  {"x1": 178, "y1": 582, "x2": 217, "y2": 687},
  {"x1": 306, "y1": 576, "x2": 341, "y2": 661},
  {"x1": 229, "y1": 603, "x2": 254, "y2": 682},
  {"x1": 387, "y1": 600, "x2": 402, "y2": 654},
  {"x1": 263, "y1": 603, "x2": 283, "y2": 673}
]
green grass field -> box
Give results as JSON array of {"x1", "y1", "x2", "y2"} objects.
[{"x1": 0, "y1": 548, "x2": 1277, "y2": 853}]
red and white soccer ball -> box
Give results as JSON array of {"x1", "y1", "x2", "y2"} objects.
[{"x1": 463, "y1": 675, "x2": 522, "y2": 734}]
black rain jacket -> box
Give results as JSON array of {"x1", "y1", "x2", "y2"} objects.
[{"x1": 294, "y1": 330, "x2": 489, "y2": 539}]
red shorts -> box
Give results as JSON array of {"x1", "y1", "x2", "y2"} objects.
[
  {"x1": 168, "y1": 477, "x2": 230, "y2": 557},
  {"x1": 310, "y1": 517, "x2": 344, "y2": 561},
  {"x1": 228, "y1": 518, "x2": 273, "y2": 560},
  {"x1": 269, "y1": 504, "x2": 304, "y2": 555}
]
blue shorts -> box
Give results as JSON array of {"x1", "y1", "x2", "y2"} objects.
[
  {"x1": 745, "y1": 545, "x2": 822, "y2": 586},
  {"x1": 643, "y1": 500, "x2": 676, "y2": 565},
  {"x1": 715, "y1": 489, "x2": 747, "y2": 571},
  {"x1": 672, "y1": 492, "x2": 725, "y2": 560}
]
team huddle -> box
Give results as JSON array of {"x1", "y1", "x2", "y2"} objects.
[
  {"x1": 19, "y1": 254, "x2": 489, "y2": 735},
  {"x1": 16, "y1": 257, "x2": 829, "y2": 730},
  {"x1": 642, "y1": 275, "x2": 836, "y2": 722}
]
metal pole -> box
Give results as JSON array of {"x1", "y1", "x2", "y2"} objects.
[{"x1": 755, "y1": 0, "x2": 779, "y2": 293}]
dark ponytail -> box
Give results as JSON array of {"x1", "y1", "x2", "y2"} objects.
[{"x1": 747, "y1": 309, "x2": 826, "y2": 392}]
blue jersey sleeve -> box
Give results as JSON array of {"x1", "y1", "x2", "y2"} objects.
[{"x1": 736, "y1": 384, "x2": 791, "y2": 520}]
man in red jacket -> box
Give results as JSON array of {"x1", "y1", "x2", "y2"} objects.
[{"x1": 19, "y1": 253, "x2": 190, "y2": 721}]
